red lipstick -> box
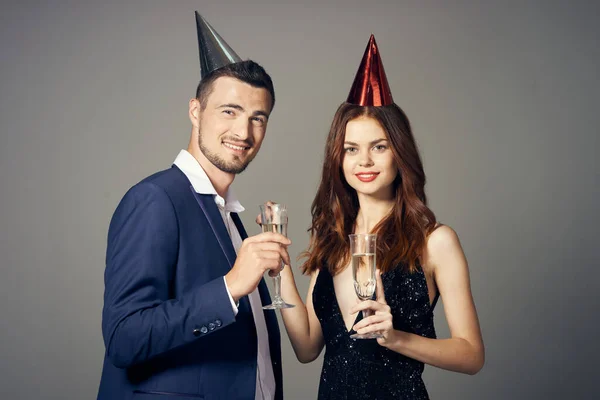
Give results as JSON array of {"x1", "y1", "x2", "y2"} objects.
[{"x1": 355, "y1": 173, "x2": 379, "y2": 183}]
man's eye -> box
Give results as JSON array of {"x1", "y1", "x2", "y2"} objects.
[{"x1": 252, "y1": 117, "x2": 265, "y2": 124}]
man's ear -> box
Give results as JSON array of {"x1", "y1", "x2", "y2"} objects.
[{"x1": 189, "y1": 98, "x2": 201, "y2": 127}]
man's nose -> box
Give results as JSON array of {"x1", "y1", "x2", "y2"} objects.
[{"x1": 232, "y1": 118, "x2": 251, "y2": 141}]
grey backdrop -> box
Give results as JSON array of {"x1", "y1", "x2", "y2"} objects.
[{"x1": 1, "y1": 1, "x2": 598, "y2": 399}]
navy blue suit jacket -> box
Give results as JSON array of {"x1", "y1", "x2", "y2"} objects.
[{"x1": 97, "y1": 166, "x2": 282, "y2": 400}]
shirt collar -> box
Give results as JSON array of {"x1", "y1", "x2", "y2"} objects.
[{"x1": 173, "y1": 149, "x2": 244, "y2": 213}]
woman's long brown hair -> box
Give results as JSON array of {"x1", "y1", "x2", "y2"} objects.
[{"x1": 301, "y1": 102, "x2": 437, "y2": 275}]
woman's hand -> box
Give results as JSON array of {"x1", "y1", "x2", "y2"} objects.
[{"x1": 350, "y1": 269, "x2": 399, "y2": 347}]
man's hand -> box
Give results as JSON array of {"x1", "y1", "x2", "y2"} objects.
[{"x1": 225, "y1": 232, "x2": 291, "y2": 302}]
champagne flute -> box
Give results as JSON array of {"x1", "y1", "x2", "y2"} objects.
[
  {"x1": 349, "y1": 233, "x2": 383, "y2": 339},
  {"x1": 260, "y1": 203, "x2": 295, "y2": 310}
]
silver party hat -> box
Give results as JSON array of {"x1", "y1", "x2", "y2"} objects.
[{"x1": 195, "y1": 11, "x2": 242, "y2": 78}]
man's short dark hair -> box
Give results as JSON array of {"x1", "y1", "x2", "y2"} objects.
[{"x1": 195, "y1": 60, "x2": 275, "y2": 111}]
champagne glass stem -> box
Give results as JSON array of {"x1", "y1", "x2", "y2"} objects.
[
  {"x1": 362, "y1": 306, "x2": 372, "y2": 318},
  {"x1": 272, "y1": 272, "x2": 282, "y2": 300},
  {"x1": 260, "y1": 203, "x2": 294, "y2": 309}
]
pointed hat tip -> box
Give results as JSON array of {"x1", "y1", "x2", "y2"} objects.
[
  {"x1": 368, "y1": 34, "x2": 378, "y2": 50},
  {"x1": 195, "y1": 11, "x2": 242, "y2": 78},
  {"x1": 346, "y1": 34, "x2": 393, "y2": 107}
]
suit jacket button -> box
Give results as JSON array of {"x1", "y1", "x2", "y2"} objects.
[
  {"x1": 200, "y1": 326, "x2": 208, "y2": 334},
  {"x1": 208, "y1": 322, "x2": 216, "y2": 331},
  {"x1": 193, "y1": 328, "x2": 201, "y2": 337},
  {"x1": 215, "y1": 319, "x2": 222, "y2": 327}
]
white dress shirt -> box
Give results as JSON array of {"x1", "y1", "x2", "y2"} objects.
[{"x1": 173, "y1": 150, "x2": 275, "y2": 400}]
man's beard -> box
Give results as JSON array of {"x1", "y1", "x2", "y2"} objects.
[{"x1": 198, "y1": 132, "x2": 254, "y2": 174}]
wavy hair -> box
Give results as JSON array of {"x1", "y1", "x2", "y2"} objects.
[{"x1": 301, "y1": 102, "x2": 436, "y2": 275}]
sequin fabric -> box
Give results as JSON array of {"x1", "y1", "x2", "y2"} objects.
[{"x1": 313, "y1": 265, "x2": 439, "y2": 400}]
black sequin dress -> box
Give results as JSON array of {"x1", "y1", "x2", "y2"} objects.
[{"x1": 313, "y1": 265, "x2": 439, "y2": 400}]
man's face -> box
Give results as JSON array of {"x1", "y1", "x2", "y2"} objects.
[{"x1": 195, "y1": 76, "x2": 272, "y2": 174}]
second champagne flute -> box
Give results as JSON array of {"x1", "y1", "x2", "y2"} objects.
[
  {"x1": 260, "y1": 203, "x2": 295, "y2": 310},
  {"x1": 349, "y1": 233, "x2": 384, "y2": 339}
]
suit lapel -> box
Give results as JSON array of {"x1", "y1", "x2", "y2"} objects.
[
  {"x1": 231, "y1": 212, "x2": 249, "y2": 240},
  {"x1": 192, "y1": 191, "x2": 253, "y2": 314},
  {"x1": 192, "y1": 190, "x2": 237, "y2": 270},
  {"x1": 257, "y1": 280, "x2": 278, "y2": 334}
]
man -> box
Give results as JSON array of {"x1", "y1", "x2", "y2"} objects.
[{"x1": 97, "y1": 12, "x2": 288, "y2": 400}]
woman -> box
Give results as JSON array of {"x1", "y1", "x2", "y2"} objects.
[{"x1": 276, "y1": 35, "x2": 484, "y2": 399}]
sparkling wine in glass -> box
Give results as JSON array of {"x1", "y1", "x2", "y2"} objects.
[
  {"x1": 260, "y1": 203, "x2": 294, "y2": 310},
  {"x1": 349, "y1": 233, "x2": 384, "y2": 339}
]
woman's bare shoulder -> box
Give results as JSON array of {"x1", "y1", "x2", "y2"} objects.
[{"x1": 422, "y1": 224, "x2": 463, "y2": 268}]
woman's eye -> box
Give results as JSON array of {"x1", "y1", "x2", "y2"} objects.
[{"x1": 344, "y1": 147, "x2": 357, "y2": 153}]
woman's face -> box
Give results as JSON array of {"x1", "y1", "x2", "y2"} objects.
[{"x1": 342, "y1": 116, "x2": 397, "y2": 199}]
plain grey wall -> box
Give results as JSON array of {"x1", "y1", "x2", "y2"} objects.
[{"x1": 1, "y1": 1, "x2": 598, "y2": 399}]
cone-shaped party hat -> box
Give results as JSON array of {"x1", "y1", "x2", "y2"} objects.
[
  {"x1": 346, "y1": 34, "x2": 393, "y2": 106},
  {"x1": 195, "y1": 11, "x2": 242, "y2": 78}
]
